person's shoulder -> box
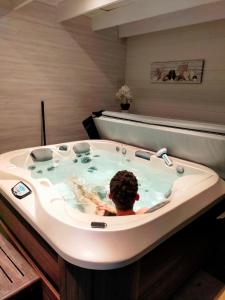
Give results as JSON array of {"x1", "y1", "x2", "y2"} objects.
[
  {"x1": 104, "y1": 211, "x2": 117, "y2": 216},
  {"x1": 136, "y1": 207, "x2": 149, "y2": 214}
]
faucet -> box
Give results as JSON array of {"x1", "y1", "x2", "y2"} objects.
[{"x1": 155, "y1": 147, "x2": 173, "y2": 166}]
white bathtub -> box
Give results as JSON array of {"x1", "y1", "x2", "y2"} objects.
[{"x1": 0, "y1": 140, "x2": 224, "y2": 270}]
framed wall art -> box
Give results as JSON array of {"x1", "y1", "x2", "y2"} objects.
[{"x1": 151, "y1": 59, "x2": 204, "y2": 84}]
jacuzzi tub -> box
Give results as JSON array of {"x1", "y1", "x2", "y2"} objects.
[{"x1": 0, "y1": 140, "x2": 224, "y2": 270}]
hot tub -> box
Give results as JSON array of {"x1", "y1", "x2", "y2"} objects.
[{"x1": 0, "y1": 140, "x2": 224, "y2": 270}]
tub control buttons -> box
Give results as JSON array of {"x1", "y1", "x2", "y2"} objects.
[
  {"x1": 11, "y1": 182, "x2": 32, "y2": 199},
  {"x1": 91, "y1": 222, "x2": 107, "y2": 229}
]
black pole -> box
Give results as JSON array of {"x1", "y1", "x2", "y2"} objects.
[{"x1": 41, "y1": 100, "x2": 46, "y2": 146}]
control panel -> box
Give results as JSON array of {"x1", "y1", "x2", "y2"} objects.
[{"x1": 11, "y1": 181, "x2": 32, "y2": 199}]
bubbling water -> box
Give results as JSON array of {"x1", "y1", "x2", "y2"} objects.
[{"x1": 30, "y1": 148, "x2": 177, "y2": 214}]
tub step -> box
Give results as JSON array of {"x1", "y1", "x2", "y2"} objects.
[{"x1": 0, "y1": 233, "x2": 40, "y2": 299}]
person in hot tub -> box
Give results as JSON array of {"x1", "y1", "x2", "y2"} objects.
[{"x1": 96, "y1": 170, "x2": 149, "y2": 216}]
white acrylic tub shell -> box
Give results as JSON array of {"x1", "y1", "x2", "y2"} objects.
[{"x1": 0, "y1": 140, "x2": 224, "y2": 270}]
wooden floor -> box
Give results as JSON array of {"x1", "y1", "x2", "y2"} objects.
[
  {"x1": 172, "y1": 217, "x2": 225, "y2": 300},
  {"x1": 171, "y1": 270, "x2": 225, "y2": 300}
]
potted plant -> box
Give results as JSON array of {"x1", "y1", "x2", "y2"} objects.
[{"x1": 116, "y1": 85, "x2": 134, "y2": 112}]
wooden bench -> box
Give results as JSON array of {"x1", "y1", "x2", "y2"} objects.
[{"x1": 0, "y1": 233, "x2": 40, "y2": 300}]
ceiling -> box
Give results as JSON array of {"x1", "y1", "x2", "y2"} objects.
[
  {"x1": 36, "y1": 0, "x2": 63, "y2": 6},
  {"x1": 8, "y1": 0, "x2": 225, "y2": 38},
  {"x1": 36, "y1": 0, "x2": 137, "y2": 12},
  {"x1": 86, "y1": 0, "x2": 138, "y2": 17}
]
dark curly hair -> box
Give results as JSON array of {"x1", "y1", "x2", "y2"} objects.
[{"x1": 110, "y1": 170, "x2": 138, "y2": 210}]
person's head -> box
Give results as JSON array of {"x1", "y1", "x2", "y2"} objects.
[{"x1": 109, "y1": 170, "x2": 139, "y2": 211}]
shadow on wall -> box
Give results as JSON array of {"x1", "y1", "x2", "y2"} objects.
[
  {"x1": 0, "y1": 0, "x2": 12, "y2": 18},
  {"x1": 61, "y1": 16, "x2": 126, "y2": 89}
]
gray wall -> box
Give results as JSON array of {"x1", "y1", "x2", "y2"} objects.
[
  {"x1": 1, "y1": 5, "x2": 225, "y2": 155},
  {"x1": 0, "y1": 2, "x2": 125, "y2": 153},
  {"x1": 126, "y1": 20, "x2": 225, "y2": 124}
]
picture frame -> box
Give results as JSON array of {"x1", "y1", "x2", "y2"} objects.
[{"x1": 151, "y1": 59, "x2": 204, "y2": 84}]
